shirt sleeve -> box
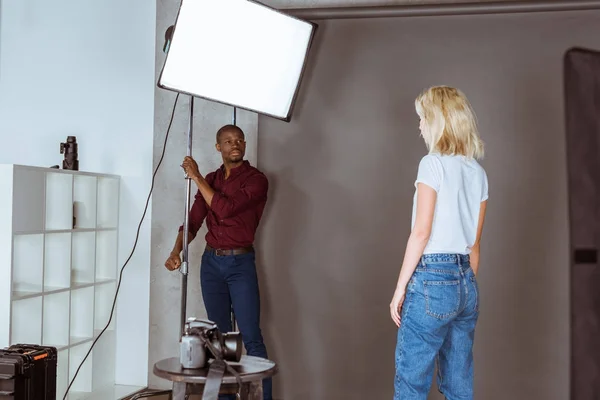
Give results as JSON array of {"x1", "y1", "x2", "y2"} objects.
[
  {"x1": 210, "y1": 172, "x2": 268, "y2": 219},
  {"x1": 179, "y1": 173, "x2": 213, "y2": 236},
  {"x1": 481, "y1": 170, "x2": 489, "y2": 202},
  {"x1": 415, "y1": 155, "x2": 443, "y2": 192}
]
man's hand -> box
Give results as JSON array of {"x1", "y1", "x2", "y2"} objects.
[
  {"x1": 182, "y1": 156, "x2": 201, "y2": 180},
  {"x1": 165, "y1": 252, "x2": 182, "y2": 271}
]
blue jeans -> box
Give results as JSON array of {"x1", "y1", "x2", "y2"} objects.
[
  {"x1": 394, "y1": 253, "x2": 479, "y2": 400},
  {"x1": 201, "y1": 249, "x2": 272, "y2": 400}
]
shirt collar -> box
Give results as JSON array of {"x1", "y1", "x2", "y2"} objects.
[{"x1": 219, "y1": 160, "x2": 250, "y2": 178}]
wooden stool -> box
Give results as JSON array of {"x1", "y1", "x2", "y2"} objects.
[{"x1": 153, "y1": 356, "x2": 277, "y2": 400}]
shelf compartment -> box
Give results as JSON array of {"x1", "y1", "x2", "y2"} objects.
[
  {"x1": 69, "y1": 341, "x2": 93, "y2": 393},
  {"x1": 12, "y1": 233, "x2": 44, "y2": 295},
  {"x1": 94, "y1": 281, "x2": 116, "y2": 332},
  {"x1": 70, "y1": 287, "x2": 94, "y2": 343},
  {"x1": 11, "y1": 297, "x2": 42, "y2": 345},
  {"x1": 95, "y1": 230, "x2": 117, "y2": 281},
  {"x1": 57, "y1": 348, "x2": 69, "y2": 400},
  {"x1": 71, "y1": 231, "x2": 96, "y2": 285},
  {"x1": 91, "y1": 329, "x2": 116, "y2": 391},
  {"x1": 96, "y1": 177, "x2": 119, "y2": 229},
  {"x1": 43, "y1": 291, "x2": 70, "y2": 347},
  {"x1": 45, "y1": 172, "x2": 74, "y2": 231},
  {"x1": 70, "y1": 336, "x2": 93, "y2": 348},
  {"x1": 73, "y1": 175, "x2": 97, "y2": 229},
  {"x1": 12, "y1": 168, "x2": 45, "y2": 233},
  {"x1": 44, "y1": 232, "x2": 72, "y2": 291}
]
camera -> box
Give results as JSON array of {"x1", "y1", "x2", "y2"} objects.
[
  {"x1": 180, "y1": 318, "x2": 242, "y2": 369},
  {"x1": 60, "y1": 136, "x2": 79, "y2": 171}
]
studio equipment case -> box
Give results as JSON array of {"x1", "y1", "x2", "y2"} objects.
[{"x1": 0, "y1": 344, "x2": 57, "y2": 400}]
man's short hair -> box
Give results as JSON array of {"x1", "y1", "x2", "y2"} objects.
[{"x1": 216, "y1": 124, "x2": 245, "y2": 143}]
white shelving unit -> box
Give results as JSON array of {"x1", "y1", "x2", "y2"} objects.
[{"x1": 0, "y1": 164, "x2": 140, "y2": 399}]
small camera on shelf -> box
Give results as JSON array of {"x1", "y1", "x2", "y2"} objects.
[
  {"x1": 60, "y1": 136, "x2": 79, "y2": 171},
  {"x1": 180, "y1": 317, "x2": 242, "y2": 369}
]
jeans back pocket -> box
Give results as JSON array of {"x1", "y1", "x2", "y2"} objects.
[{"x1": 423, "y1": 280, "x2": 461, "y2": 319}]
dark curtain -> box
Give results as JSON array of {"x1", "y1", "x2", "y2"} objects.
[{"x1": 564, "y1": 47, "x2": 600, "y2": 400}]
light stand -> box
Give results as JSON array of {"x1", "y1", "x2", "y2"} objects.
[
  {"x1": 180, "y1": 95, "x2": 194, "y2": 337},
  {"x1": 231, "y1": 106, "x2": 238, "y2": 333},
  {"x1": 179, "y1": 97, "x2": 239, "y2": 337}
]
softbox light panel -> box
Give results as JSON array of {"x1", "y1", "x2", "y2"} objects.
[{"x1": 158, "y1": 0, "x2": 317, "y2": 122}]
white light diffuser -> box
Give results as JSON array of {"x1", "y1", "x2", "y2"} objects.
[{"x1": 158, "y1": 0, "x2": 317, "y2": 122}]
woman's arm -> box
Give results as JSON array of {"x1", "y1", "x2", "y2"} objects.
[
  {"x1": 390, "y1": 183, "x2": 437, "y2": 326},
  {"x1": 470, "y1": 200, "x2": 487, "y2": 276}
]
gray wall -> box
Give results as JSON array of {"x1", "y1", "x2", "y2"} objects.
[
  {"x1": 147, "y1": 0, "x2": 434, "y2": 389},
  {"x1": 256, "y1": 10, "x2": 600, "y2": 400}
]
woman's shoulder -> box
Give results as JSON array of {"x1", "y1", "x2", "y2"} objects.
[
  {"x1": 420, "y1": 153, "x2": 460, "y2": 169},
  {"x1": 423, "y1": 153, "x2": 487, "y2": 177},
  {"x1": 419, "y1": 153, "x2": 444, "y2": 166}
]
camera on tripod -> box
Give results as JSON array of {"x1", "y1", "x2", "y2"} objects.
[{"x1": 180, "y1": 318, "x2": 242, "y2": 369}]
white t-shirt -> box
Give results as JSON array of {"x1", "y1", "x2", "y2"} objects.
[{"x1": 411, "y1": 153, "x2": 489, "y2": 255}]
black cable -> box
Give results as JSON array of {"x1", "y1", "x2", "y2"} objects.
[{"x1": 63, "y1": 92, "x2": 181, "y2": 399}]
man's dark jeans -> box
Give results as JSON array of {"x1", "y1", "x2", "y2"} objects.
[{"x1": 200, "y1": 249, "x2": 272, "y2": 400}]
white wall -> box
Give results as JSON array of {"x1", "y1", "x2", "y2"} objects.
[{"x1": 0, "y1": 0, "x2": 156, "y2": 387}]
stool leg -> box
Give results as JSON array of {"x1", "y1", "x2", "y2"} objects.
[
  {"x1": 253, "y1": 382, "x2": 264, "y2": 400},
  {"x1": 172, "y1": 382, "x2": 187, "y2": 400},
  {"x1": 244, "y1": 382, "x2": 262, "y2": 400}
]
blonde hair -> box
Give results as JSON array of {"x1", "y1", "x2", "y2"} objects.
[{"x1": 415, "y1": 85, "x2": 484, "y2": 160}]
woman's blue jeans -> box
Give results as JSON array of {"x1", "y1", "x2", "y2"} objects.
[{"x1": 394, "y1": 253, "x2": 480, "y2": 400}]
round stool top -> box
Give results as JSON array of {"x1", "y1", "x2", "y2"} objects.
[{"x1": 153, "y1": 356, "x2": 277, "y2": 384}]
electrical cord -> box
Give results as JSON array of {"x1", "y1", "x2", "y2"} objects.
[{"x1": 63, "y1": 92, "x2": 181, "y2": 399}]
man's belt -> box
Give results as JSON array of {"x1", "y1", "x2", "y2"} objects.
[{"x1": 205, "y1": 244, "x2": 254, "y2": 256}]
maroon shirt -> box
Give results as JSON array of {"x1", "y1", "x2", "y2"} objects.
[{"x1": 179, "y1": 160, "x2": 268, "y2": 249}]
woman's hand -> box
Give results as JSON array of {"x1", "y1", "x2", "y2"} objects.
[{"x1": 390, "y1": 288, "x2": 406, "y2": 327}]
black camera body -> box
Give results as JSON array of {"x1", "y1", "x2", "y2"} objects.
[
  {"x1": 180, "y1": 318, "x2": 242, "y2": 369},
  {"x1": 60, "y1": 136, "x2": 79, "y2": 170}
]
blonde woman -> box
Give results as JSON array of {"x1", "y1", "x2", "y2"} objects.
[{"x1": 390, "y1": 86, "x2": 488, "y2": 399}]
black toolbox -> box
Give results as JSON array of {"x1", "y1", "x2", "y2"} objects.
[{"x1": 0, "y1": 344, "x2": 57, "y2": 400}]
